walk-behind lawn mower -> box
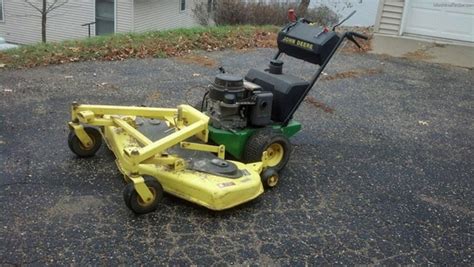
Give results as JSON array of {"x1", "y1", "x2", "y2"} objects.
[{"x1": 67, "y1": 11, "x2": 368, "y2": 214}]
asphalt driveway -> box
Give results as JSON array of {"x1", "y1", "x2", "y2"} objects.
[{"x1": 0, "y1": 49, "x2": 472, "y2": 265}]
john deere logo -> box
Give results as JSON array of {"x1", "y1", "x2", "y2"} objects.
[{"x1": 282, "y1": 37, "x2": 313, "y2": 50}]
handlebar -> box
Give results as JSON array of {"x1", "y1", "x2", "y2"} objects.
[
  {"x1": 284, "y1": 18, "x2": 369, "y2": 49},
  {"x1": 345, "y1": 31, "x2": 369, "y2": 49},
  {"x1": 349, "y1": 32, "x2": 369, "y2": 40},
  {"x1": 297, "y1": 19, "x2": 369, "y2": 41}
]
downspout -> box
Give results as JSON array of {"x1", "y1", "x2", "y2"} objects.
[{"x1": 399, "y1": 0, "x2": 410, "y2": 36}]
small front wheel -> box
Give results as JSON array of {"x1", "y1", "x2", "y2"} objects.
[
  {"x1": 68, "y1": 126, "x2": 102, "y2": 157},
  {"x1": 261, "y1": 168, "x2": 279, "y2": 189},
  {"x1": 123, "y1": 177, "x2": 164, "y2": 214}
]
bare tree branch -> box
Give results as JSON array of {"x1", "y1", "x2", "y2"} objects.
[
  {"x1": 46, "y1": 0, "x2": 60, "y2": 12},
  {"x1": 24, "y1": 0, "x2": 43, "y2": 13},
  {"x1": 23, "y1": 0, "x2": 69, "y2": 42},
  {"x1": 24, "y1": 0, "x2": 69, "y2": 15},
  {"x1": 47, "y1": 0, "x2": 69, "y2": 13}
]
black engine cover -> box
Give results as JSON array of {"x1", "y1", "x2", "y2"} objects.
[
  {"x1": 246, "y1": 69, "x2": 309, "y2": 123},
  {"x1": 277, "y1": 22, "x2": 340, "y2": 65}
]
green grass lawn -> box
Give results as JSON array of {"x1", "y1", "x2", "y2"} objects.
[{"x1": 0, "y1": 25, "x2": 279, "y2": 69}]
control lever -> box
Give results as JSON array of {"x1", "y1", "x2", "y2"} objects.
[
  {"x1": 352, "y1": 32, "x2": 369, "y2": 40},
  {"x1": 332, "y1": 10, "x2": 357, "y2": 31},
  {"x1": 346, "y1": 32, "x2": 369, "y2": 49},
  {"x1": 346, "y1": 33, "x2": 361, "y2": 49}
]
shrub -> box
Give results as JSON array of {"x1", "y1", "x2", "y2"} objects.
[
  {"x1": 193, "y1": 0, "x2": 340, "y2": 27},
  {"x1": 192, "y1": 0, "x2": 214, "y2": 26}
]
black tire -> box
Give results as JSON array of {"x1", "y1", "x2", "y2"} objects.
[
  {"x1": 243, "y1": 128, "x2": 291, "y2": 172},
  {"x1": 123, "y1": 177, "x2": 163, "y2": 214},
  {"x1": 261, "y1": 168, "x2": 279, "y2": 189},
  {"x1": 68, "y1": 126, "x2": 102, "y2": 157}
]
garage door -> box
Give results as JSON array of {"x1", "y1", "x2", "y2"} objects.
[{"x1": 404, "y1": 0, "x2": 474, "y2": 42}]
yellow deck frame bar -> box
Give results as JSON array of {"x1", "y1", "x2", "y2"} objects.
[
  {"x1": 70, "y1": 103, "x2": 213, "y2": 204},
  {"x1": 72, "y1": 103, "x2": 178, "y2": 120},
  {"x1": 69, "y1": 103, "x2": 267, "y2": 209},
  {"x1": 71, "y1": 103, "x2": 210, "y2": 155},
  {"x1": 113, "y1": 117, "x2": 152, "y2": 146},
  {"x1": 180, "y1": 142, "x2": 226, "y2": 159}
]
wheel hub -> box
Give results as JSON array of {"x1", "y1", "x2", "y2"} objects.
[
  {"x1": 267, "y1": 175, "x2": 279, "y2": 187},
  {"x1": 266, "y1": 143, "x2": 284, "y2": 167},
  {"x1": 137, "y1": 186, "x2": 156, "y2": 207},
  {"x1": 79, "y1": 139, "x2": 94, "y2": 150}
]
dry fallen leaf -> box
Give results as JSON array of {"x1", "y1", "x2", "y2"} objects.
[{"x1": 68, "y1": 47, "x2": 81, "y2": 52}]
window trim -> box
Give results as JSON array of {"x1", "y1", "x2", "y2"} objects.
[
  {"x1": 179, "y1": 0, "x2": 186, "y2": 12},
  {"x1": 0, "y1": 0, "x2": 4, "y2": 22}
]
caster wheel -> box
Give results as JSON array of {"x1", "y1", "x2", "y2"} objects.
[
  {"x1": 243, "y1": 128, "x2": 291, "y2": 171},
  {"x1": 123, "y1": 177, "x2": 164, "y2": 214},
  {"x1": 68, "y1": 126, "x2": 102, "y2": 157},
  {"x1": 261, "y1": 168, "x2": 279, "y2": 189}
]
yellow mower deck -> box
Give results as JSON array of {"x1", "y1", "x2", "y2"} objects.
[{"x1": 68, "y1": 103, "x2": 270, "y2": 212}]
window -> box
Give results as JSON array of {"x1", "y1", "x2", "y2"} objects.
[
  {"x1": 0, "y1": 0, "x2": 4, "y2": 22},
  {"x1": 96, "y1": 0, "x2": 115, "y2": 36},
  {"x1": 180, "y1": 0, "x2": 186, "y2": 12}
]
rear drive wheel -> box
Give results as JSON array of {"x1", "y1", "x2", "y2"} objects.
[
  {"x1": 123, "y1": 177, "x2": 163, "y2": 214},
  {"x1": 68, "y1": 126, "x2": 102, "y2": 157},
  {"x1": 243, "y1": 129, "x2": 291, "y2": 171}
]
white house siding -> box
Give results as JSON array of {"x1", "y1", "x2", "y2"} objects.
[
  {"x1": 47, "y1": 1, "x2": 96, "y2": 42},
  {"x1": 116, "y1": 0, "x2": 134, "y2": 33},
  {"x1": 133, "y1": 0, "x2": 198, "y2": 33},
  {"x1": 0, "y1": 2, "x2": 8, "y2": 39},
  {"x1": 0, "y1": 24, "x2": 5, "y2": 39},
  {"x1": 375, "y1": 0, "x2": 404, "y2": 36},
  {"x1": 0, "y1": 1, "x2": 42, "y2": 44},
  {"x1": 0, "y1": 0, "x2": 95, "y2": 44}
]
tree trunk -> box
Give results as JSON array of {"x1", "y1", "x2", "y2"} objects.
[
  {"x1": 41, "y1": 0, "x2": 47, "y2": 42},
  {"x1": 297, "y1": 0, "x2": 311, "y2": 17}
]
